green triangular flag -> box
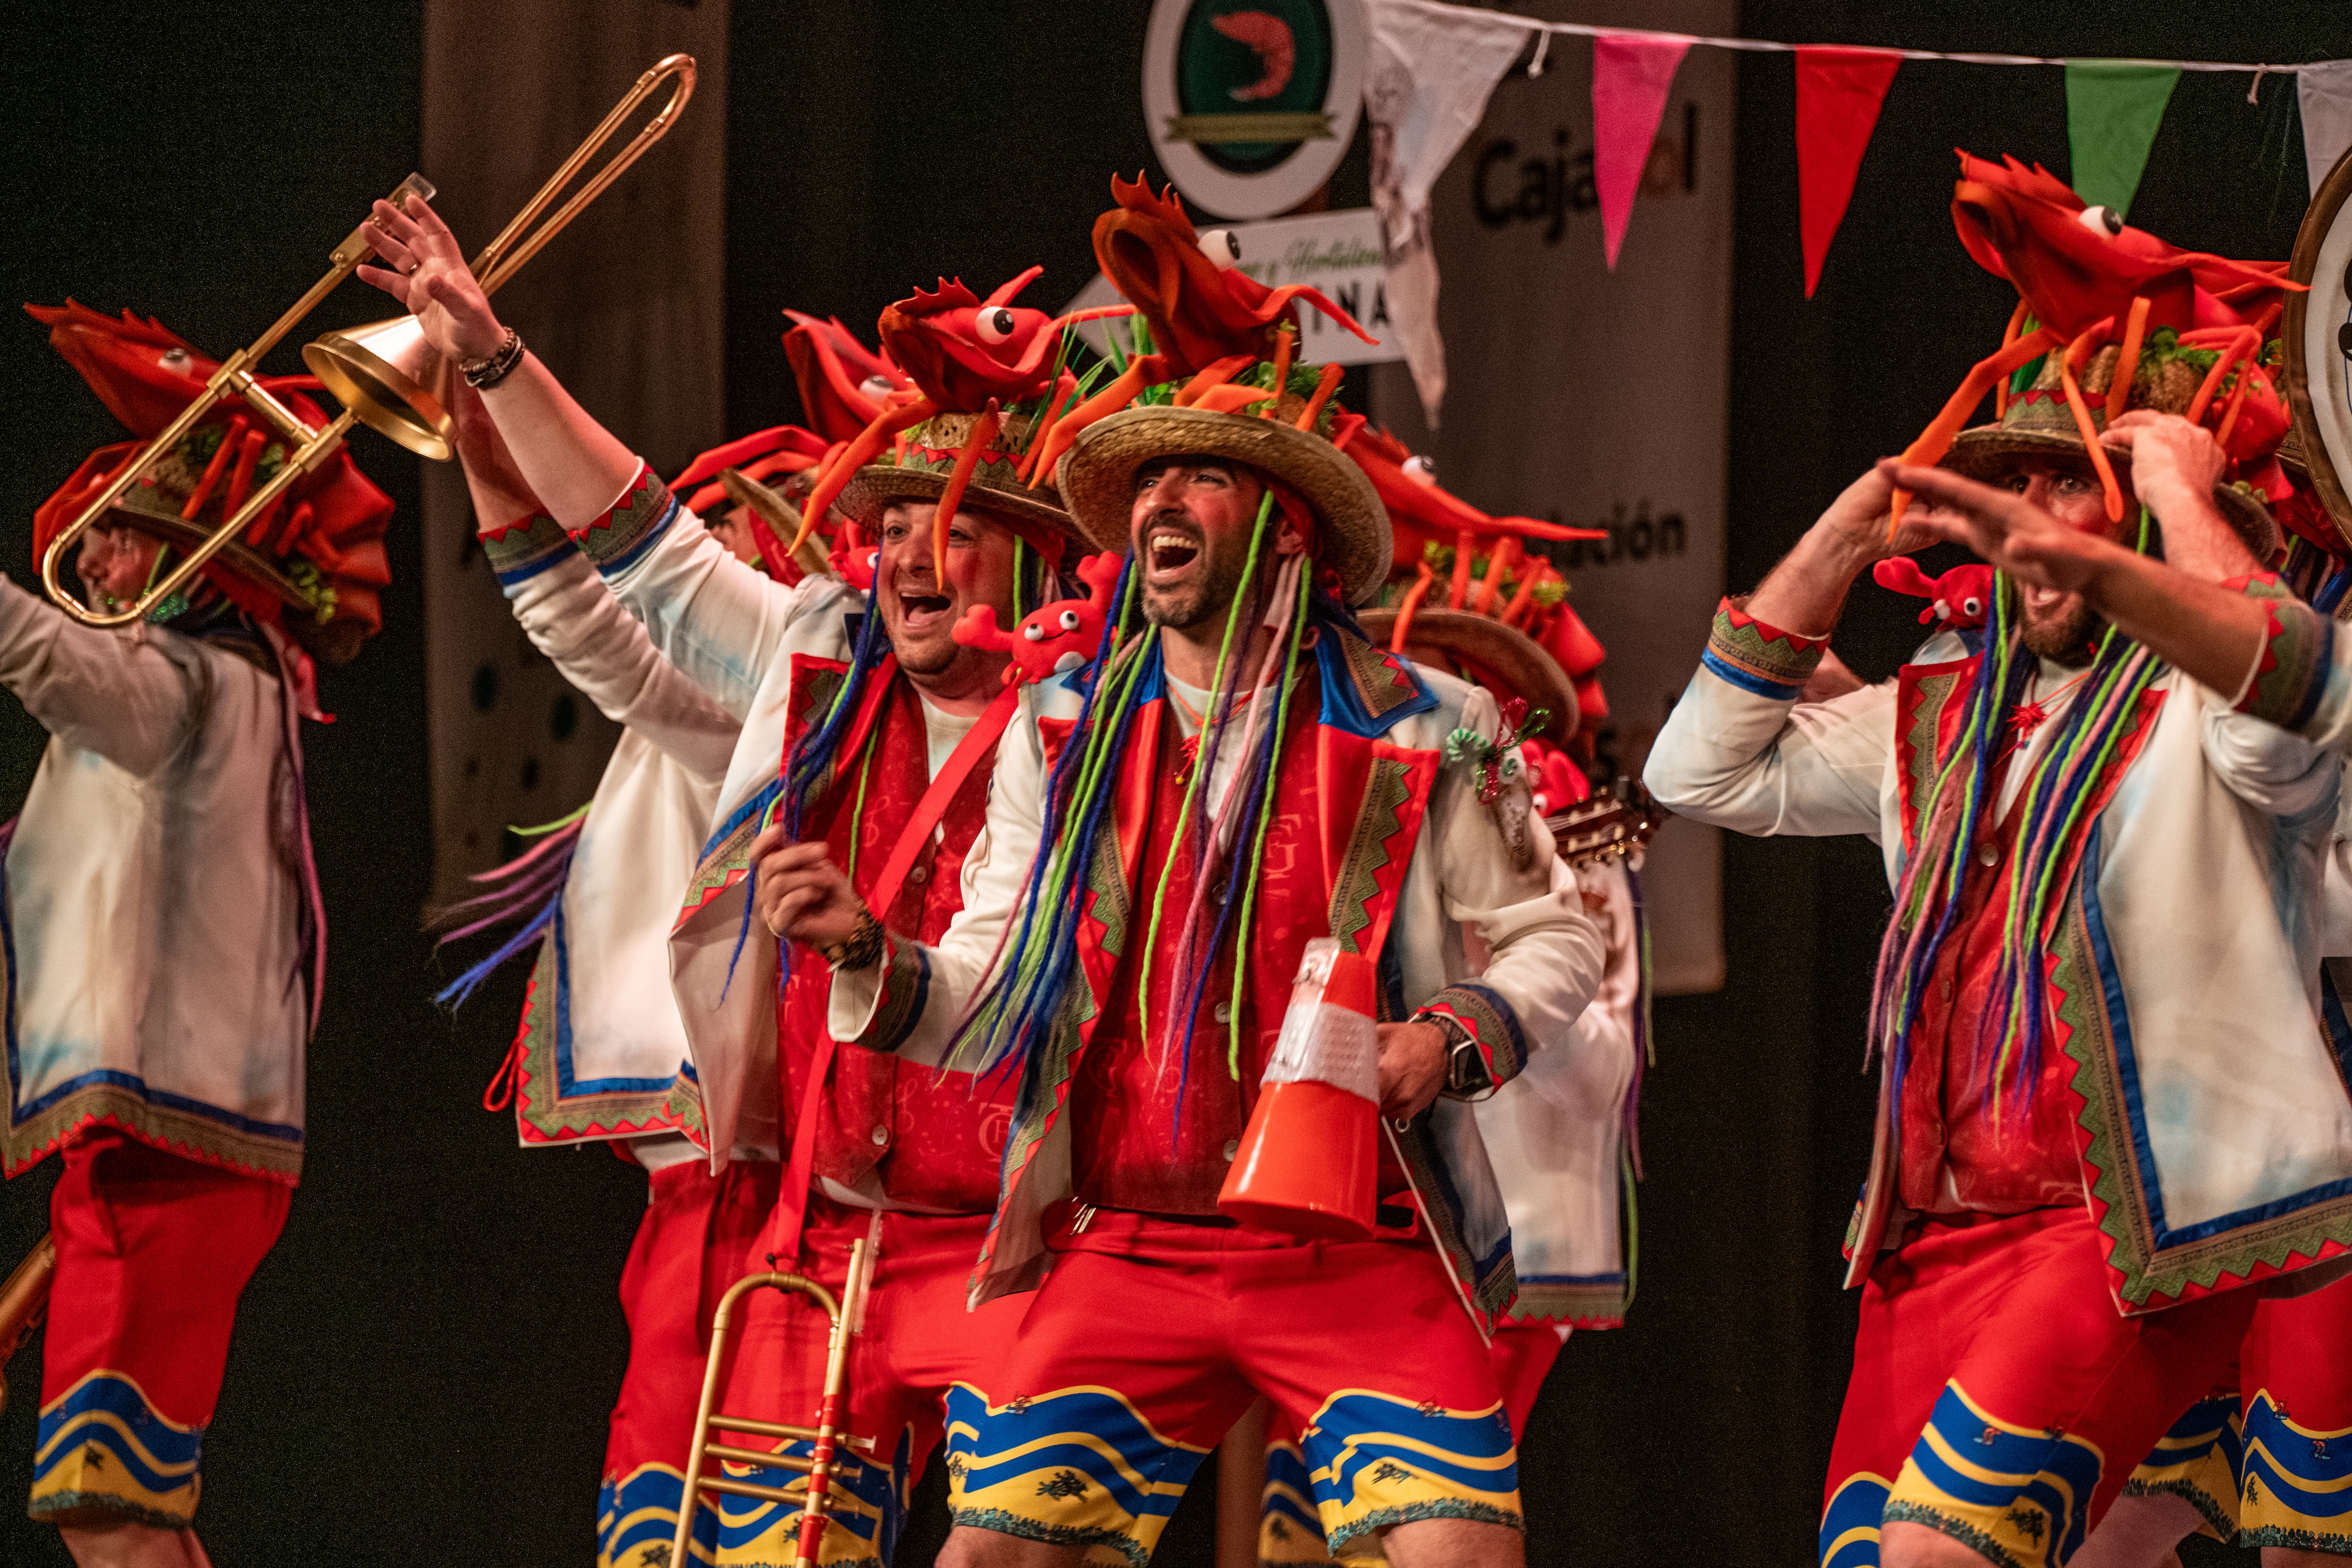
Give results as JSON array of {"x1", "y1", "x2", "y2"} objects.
[{"x1": 2066, "y1": 61, "x2": 2180, "y2": 217}]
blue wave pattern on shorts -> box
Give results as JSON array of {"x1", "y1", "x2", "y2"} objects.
[
  {"x1": 2125, "y1": 1393, "x2": 2242, "y2": 1537},
  {"x1": 1819, "y1": 1472, "x2": 1891, "y2": 1568},
  {"x1": 2241, "y1": 1386, "x2": 2352, "y2": 1550},
  {"x1": 30, "y1": 1370, "x2": 202, "y2": 1526},
  {"x1": 944, "y1": 1383, "x2": 1208, "y2": 1568},
  {"x1": 597, "y1": 1465, "x2": 717, "y2": 1568},
  {"x1": 1258, "y1": 1437, "x2": 1328, "y2": 1564},
  {"x1": 1304, "y1": 1391, "x2": 1521, "y2": 1552},
  {"x1": 1889, "y1": 1381, "x2": 2104, "y2": 1568},
  {"x1": 707, "y1": 1426, "x2": 906, "y2": 1568}
]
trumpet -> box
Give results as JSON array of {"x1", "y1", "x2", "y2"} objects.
[{"x1": 40, "y1": 53, "x2": 697, "y2": 628}]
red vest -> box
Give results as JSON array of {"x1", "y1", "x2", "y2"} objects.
[
  {"x1": 1891, "y1": 654, "x2": 2164, "y2": 1215},
  {"x1": 1057, "y1": 671, "x2": 1415, "y2": 1215},
  {"x1": 775, "y1": 655, "x2": 1013, "y2": 1212}
]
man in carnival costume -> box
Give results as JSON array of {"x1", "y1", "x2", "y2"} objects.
[
  {"x1": 1903, "y1": 423, "x2": 2352, "y2": 1568},
  {"x1": 760, "y1": 177, "x2": 1604, "y2": 1568},
  {"x1": 1254, "y1": 437, "x2": 1653, "y2": 1566},
  {"x1": 0, "y1": 302, "x2": 395, "y2": 1566},
  {"x1": 1645, "y1": 155, "x2": 2352, "y2": 1568},
  {"x1": 362, "y1": 194, "x2": 1096, "y2": 1567},
  {"x1": 432, "y1": 378, "x2": 808, "y2": 1568}
]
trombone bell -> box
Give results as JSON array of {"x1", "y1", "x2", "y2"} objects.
[{"x1": 304, "y1": 316, "x2": 453, "y2": 460}]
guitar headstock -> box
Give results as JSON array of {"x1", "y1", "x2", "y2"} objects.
[{"x1": 1546, "y1": 778, "x2": 1666, "y2": 869}]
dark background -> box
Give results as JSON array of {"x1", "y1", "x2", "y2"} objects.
[{"x1": 1, "y1": 3, "x2": 2344, "y2": 1565}]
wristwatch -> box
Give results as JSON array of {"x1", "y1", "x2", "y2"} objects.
[
  {"x1": 821, "y1": 909, "x2": 886, "y2": 972},
  {"x1": 1418, "y1": 1011, "x2": 1491, "y2": 1097}
]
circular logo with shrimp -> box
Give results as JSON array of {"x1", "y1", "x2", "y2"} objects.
[{"x1": 1144, "y1": 0, "x2": 1365, "y2": 220}]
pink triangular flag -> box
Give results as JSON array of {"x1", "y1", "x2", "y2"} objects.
[
  {"x1": 1593, "y1": 33, "x2": 1692, "y2": 269},
  {"x1": 1796, "y1": 48, "x2": 1902, "y2": 297}
]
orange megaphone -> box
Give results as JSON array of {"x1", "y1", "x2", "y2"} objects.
[{"x1": 1217, "y1": 939, "x2": 1383, "y2": 1240}]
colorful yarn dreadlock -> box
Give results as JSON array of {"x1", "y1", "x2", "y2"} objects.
[
  {"x1": 954, "y1": 525, "x2": 1330, "y2": 1116},
  {"x1": 429, "y1": 804, "x2": 591, "y2": 1009},
  {"x1": 1866, "y1": 513, "x2": 2165, "y2": 1122}
]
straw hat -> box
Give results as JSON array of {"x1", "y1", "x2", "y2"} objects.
[
  {"x1": 1053, "y1": 405, "x2": 1390, "y2": 603},
  {"x1": 1356, "y1": 607, "x2": 1580, "y2": 743},
  {"x1": 1944, "y1": 344, "x2": 2281, "y2": 560},
  {"x1": 840, "y1": 409, "x2": 1083, "y2": 556}
]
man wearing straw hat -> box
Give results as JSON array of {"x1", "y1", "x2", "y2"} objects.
[
  {"x1": 1645, "y1": 157, "x2": 2352, "y2": 1568},
  {"x1": 364, "y1": 199, "x2": 1108, "y2": 1567},
  {"x1": 1890, "y1": 439, "x2": 2352, "y2": 1568},
  {"x1": 760, "y1": 359, "x2": 1604, "y2": 1564}
]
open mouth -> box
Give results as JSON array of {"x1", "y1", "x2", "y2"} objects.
[
  {"x1": 897, "y1": 589, "x2": 952, "y2": 628},
  {"x1": 1146, "y1": 528, "x2": 1202, "y2": 580}
]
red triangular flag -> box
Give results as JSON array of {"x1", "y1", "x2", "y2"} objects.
[
  {"x1": 1796, "y1": 47, "x2": 1902, "y2": 297},
  {"x1": 1593, "y1": 33, "x2": 1692, "y2": 270}
]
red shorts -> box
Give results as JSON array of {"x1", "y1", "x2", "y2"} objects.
[
  {"x1": 1258, "y1": 1313, "x2": 1571, "y2": 1564},
  {"x1": 31, "y1": 1130, "x2": 290, "y2": 1528},
  {"x1": 951, "y1": 1205, "x2": 1520, "y2": 1567},
  {"x1": 598, "y1": 1155, "x2": 779, "y2": 1568},
  {"x1": 707, "y1": 1195, "x2": 1025, "y2": 1568},
  {"x1": 1819, "y1": 1205, "x2": 2254, "y2": 1568},
  {"x1": 2240, "y1": 1274, "x2": 2352, "y2": 1552}
]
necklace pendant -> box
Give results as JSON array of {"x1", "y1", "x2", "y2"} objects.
[
  {"x1": 2010, "y1": 701, "x2": 2048, "y2": 736},
  {"x1": 1176, "y1": 734, "x2": 1200, "y2": 784}
]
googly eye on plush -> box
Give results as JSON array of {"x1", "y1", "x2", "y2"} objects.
[
  {"x1": 1197, "y1": 229, "x2": 1241, "y2": 268},
  {"x1": 160, "y1": 348, "x2": 191, "y2": 370},
  {"x1": 1022, "y1": 622, "x2": 1045, "y2": 641},
  {"x1": 2076, "y1": 205, "x2": 2123, "y2": 237},
  {"x1": 859, "y1": 374, "x2": 896, "y2": 397},
  {"x1": 975, "y1": 306, "x2": 1017, "y2": 345},
  {"x1": 1057, "y1": 610, "x2": 1081, "y2": 631},
  {"x1": 1403, "y1": 454, "x2": 1437, "y2": 485},
  {"x1": 1961, "y1": 595, "x2": 1984, "y2": 617}
]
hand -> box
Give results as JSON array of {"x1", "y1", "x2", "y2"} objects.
[
  {"x1": 353, "y1": 191, "x2": 508, "y2": 364},
  {"x1": 1879, "y1": 460, "x2": 2125, "y2": 596},
  {"x1": 1375, "y1": 1020, "x2": 1449, "y2": 1120},
  {"x1": 750, "y1": 824, "x2": 869, "y2": 953},
  {"x1": 1810, "y1": 466, "x2": 1942, "y2": 569},
  {"x1": 2102, "y1": 412, "x2": 2254, "y2": 581}
]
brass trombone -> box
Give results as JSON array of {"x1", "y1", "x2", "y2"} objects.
[
  {"x1": 674, "y1": 1241, "x2": 877, "y2": 1568},
  {"x1": 0, "y1": 1233, "x2": 59, "y2": 1419},
  {"x1": 39, "y1": 53, "x2": 697, "y2": 628}
]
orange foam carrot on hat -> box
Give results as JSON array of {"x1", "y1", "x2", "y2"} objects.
[{"x1": 1888, "y1": 325, "x2": 2064, "y2": 536}]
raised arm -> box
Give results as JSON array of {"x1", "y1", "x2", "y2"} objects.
[
  {"x1": 438, "y1": 336, "x2": 818, "y2": 720},
  {"x1": 0, "y1": 575, "x2": 195, "y2": 777},
  {"x1": 1645, "y1": 467, "x2": 1924, "y2": 844}
]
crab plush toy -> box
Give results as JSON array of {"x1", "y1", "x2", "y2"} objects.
[
  {"x1": 1872, "y1": 557, "x2": 1995, "y2": 630},
  {"x1": 952, "y1": 551, "x2": 1124, "y2": 687}
]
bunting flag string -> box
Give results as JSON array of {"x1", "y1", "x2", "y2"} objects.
[{"x1": 1359, "y1": 0, "x2": 2351, "y2": 417}]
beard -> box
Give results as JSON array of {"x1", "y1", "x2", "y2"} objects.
[
  {"x1": 1137, "y1": 513, "x2": 1256, "y2": 631},
  {"x1": 2019, "y1": 593, "x2": 2104, "y2": 667}
]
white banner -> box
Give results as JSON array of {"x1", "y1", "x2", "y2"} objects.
[
  {"x1": 421, "y1": 0, "x2": 729, "y2": 899},
  {"x1": 1367, "y1": 0, "x2": 1733, "y2": 994}
]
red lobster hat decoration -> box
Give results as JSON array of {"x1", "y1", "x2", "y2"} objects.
[
  {"x1": 1889, "y1": 153, "x2": 2302, "y2": 553},
  {"x1": 787, "y1": 271, "x2": 1094, "y2": 580},
  {"x1": 29, "y1": 301, "x2": 395, "y2": 665},
  {"x1": 1347, "y1": 423, "x2": 1611, "y2": 734}
]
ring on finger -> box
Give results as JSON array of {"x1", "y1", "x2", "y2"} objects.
[
  {"x1": 763, "y1": 910, "x2": 783, "y2": 939},
  {"x1": 404, "y1": 260, "x2": 421, "y2": 276}
]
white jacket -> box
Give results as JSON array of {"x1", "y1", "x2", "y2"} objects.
[
  {"x1": 478, "y1": 518, "x2": 737, "y2": 1147},
  {"x1": 0, "y1": 577, "x2": 313, "y2": 1182}
]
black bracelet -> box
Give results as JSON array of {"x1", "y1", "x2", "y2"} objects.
[
  {"x1": 462, "y1": 327, "x2": 524, "y2": 390},
  {"x1": 822, "y1": 909, "x2": 886, "y2": 973}
]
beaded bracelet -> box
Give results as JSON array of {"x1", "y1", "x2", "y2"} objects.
[{"x1": 461, "y1": 327, "x2": 525, "y2": 390}]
